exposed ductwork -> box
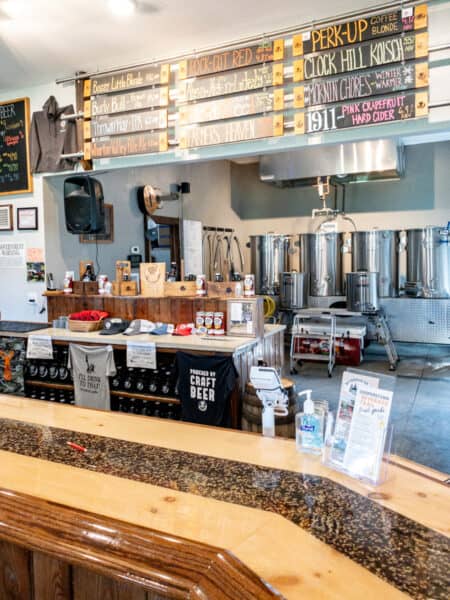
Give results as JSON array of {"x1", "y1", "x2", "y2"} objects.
[{"x1": 259, "y1": 139, "x2": 405, "y2": 187}]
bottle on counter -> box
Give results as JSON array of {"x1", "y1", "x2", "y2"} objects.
[{"x1": 295, "y1": 390, "x2": 327, "y2": 455}]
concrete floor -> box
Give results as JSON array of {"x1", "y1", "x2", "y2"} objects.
[{"x1": 288, "y1": 342, "x2": 450, "y2": 475}]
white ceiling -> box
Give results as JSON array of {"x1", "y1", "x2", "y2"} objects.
[{"x1": 0, "y1": 0, "x2": 383, "y2": 91}]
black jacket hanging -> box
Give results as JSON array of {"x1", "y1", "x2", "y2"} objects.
[
  {"x1": 175, "y1": 352, "x2": 238, "y2": 427},
  {"x1": 29, "y1": 96, "x2": 79, "y2": 173}
]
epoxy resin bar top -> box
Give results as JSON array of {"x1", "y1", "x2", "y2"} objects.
[
  {"x1": 0, "y1": 324, "x2": 284, "y2": 353},
  {"x1": 0, "y1": 396, "x2": 448, "y2": 599}
]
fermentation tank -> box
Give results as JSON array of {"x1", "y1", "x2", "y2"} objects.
[
  {"x1": 351, "y1": 230, "x2": 399, "y2": 297},
  {"x1": 406, "y1": 227, "x2": 450, "y2": 298},
  {"x1": 249, "y1": 234, "x2": 296, "y2": 295},
  {"x1": 299, "y1": 233, "x2": 343, "y2": 296}
]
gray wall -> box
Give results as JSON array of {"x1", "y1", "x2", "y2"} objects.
[{"x1": 231, "y1": 144, "x2": 436, "y2": 220}]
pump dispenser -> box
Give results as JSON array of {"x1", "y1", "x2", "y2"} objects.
[{"x1": 296, "y1": 389, "x2": 326, "y2": 455}]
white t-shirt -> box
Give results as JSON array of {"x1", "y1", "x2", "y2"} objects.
[{"x1": 68, "y1": 344, "x2": 116, "y2": 410}]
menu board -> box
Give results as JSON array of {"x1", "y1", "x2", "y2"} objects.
[
  {"x1": 86, "y1": 109, "x2": 167, "y2": 137},
  {"x1": 178, "y1": 64, "x2": 282, "y2": 103},
  {"x1": 179, "y1": 115, "x2": 283, "y2": 149},
  {"x1": 84, "y1": 64, "x2": 170, "y2": 96},
  {"x1": 0, "y1": 98, "x2": 32, "y2": 196},
  {"x1": 178, "y1": 40, "x2": 284, "y2": 79},
  {"x1": 293, "y1": 32, "x2": 428, "y2": 81},
  {"x1": 294, "y1": 91, "x2": 428, "y2": 135},
  {"x1": 86, "y1": 87, "x2": 169, "y2": 117},
  {"x1": 293, "y1": 4, "x2": 427, "y2": 55},
  {"x1": 294, "y1": 61, "x2": 428, "y2": 108},
  {"x1": 179, "y1": 90, "x2": 283, "y2": 125},
  {"x1": 85, "y1": 131, "x2": 168, "y2": 159}
]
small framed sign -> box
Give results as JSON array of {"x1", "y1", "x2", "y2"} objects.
[
  {"x1": 17, "y1": 207, "x2": 38, "y2": 230},
  {"x1": 226, "y1": 297, "x2": 264, "y2": 339},
  {"x1": 0, "y1": 205, "x2": 13, "y2": 231}
]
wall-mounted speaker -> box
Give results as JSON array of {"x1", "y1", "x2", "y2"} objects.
[{"x1": 64, "y1": 175, "x2": 105, "y2": 234}]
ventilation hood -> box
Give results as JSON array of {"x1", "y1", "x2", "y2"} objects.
[{"x1": 259, "y1": 140, "x2": 404, "y2": 187}]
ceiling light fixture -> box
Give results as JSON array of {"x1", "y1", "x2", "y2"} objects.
[{"x1": 107, "y1": 0, "x2": 136, "y2": 17}]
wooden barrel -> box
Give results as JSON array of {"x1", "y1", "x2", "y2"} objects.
[{"x1": 241, "y1": 378, "x2": 296, "y2": 438}]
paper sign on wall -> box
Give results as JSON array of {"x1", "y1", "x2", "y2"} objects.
[
  {"x1": 183, "y1": 219, "x2": 203, "y2": 276},
  {"x1": 126, "y1": 341, "x2": 157, "y2": 369},
  {"x1": 0, "y1": 242, "x2": 26, "y2": 268},
  {"x1": 26, "y1": 247, "x2": 44, "y2": 262},
  {"x1": 26, "y1": 335, "x2": 53, "y2": 359}
]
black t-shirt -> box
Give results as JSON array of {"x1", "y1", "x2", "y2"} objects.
[{"x1": 175, "y1": 352, "x2": 238, "y2": 427}]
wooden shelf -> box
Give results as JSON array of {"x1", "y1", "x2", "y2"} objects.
[
  {"x1": 111, "y1": 390, "x2": 180, "y2": 405},
  {"x1": 25, "y1": 380, "x2": 74, "y2": 391}
]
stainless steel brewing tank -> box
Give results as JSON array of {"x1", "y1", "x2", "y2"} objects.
[
  {"x1": 299, "y1": 233, "x2": 343, "y2": 296},
  {"x1": 280, "y1": 272, "x2": 308, "y2": 309},
  {"x1": 249, "y1": 234, "x2": 296, "y2": 294},
  {"x1": 351, "y1": 230, "x2": 399, "y2": 297},
  {"x1": 346, "y1": 272, "x2": 379, "y2": 313},
  {"x1": 406, "y1": 227, "x2": 450, "y2": 298}
]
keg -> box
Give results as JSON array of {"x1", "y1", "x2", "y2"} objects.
[
  {"x1": 346, "y1": 272, "x2": 379, "y2": 313},
  {"x1": 249, "y1": 234, "x2": 296, "y2": 295},
  {"x1": 351, "y1": 230, "x2": 399, "y2": 297},
  {"x1": 406, "y1": 227, "x2": 450, "y2": 298},
  {"x1": 280, "y1": 272, "x2": 308, "y2": 309},
  {"x1": 299, "y1": 233, "x2": 343, "y2": 296}
]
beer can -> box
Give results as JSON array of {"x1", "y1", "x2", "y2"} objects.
[
  {"x1": 196, "y1": 274, "x2": 207, "y2": 296},
  {"x1": 213, "y1": 312, "x2": 224, "y2": 330},
  {"x1": 204, "y1": 312, "x2": 214, "y2": 329},
  {"x1": 195, "y1": 311, "x2": 206, "y2": 328},
  {"x1": 244, "y1": 274, "x2": 255, "y2": 296}
]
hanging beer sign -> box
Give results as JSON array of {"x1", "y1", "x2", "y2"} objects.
[
  {"x1": 179, "y1": 115, "x2": 283, "y2": 149},
  {"x1": 84, "y1": 131, "x2": 168, "y2": 159},
  {"x1": 293, "y1": 32, "x2": 428, "y2": 82},
  {"x1": 85, "y1": 87, "x2": 169, "y2": 118},
  {"x1": 85, "y1": 109, "x2": 168, "y2": 138},
  {"x1": 294, "y1": 61, "x2": 428, "y2": 108},
  {"x1": 178, "y1": 90, "x2": 284, "y2": 125},
  {"x1": 293, "y1": 4, "x2": 428, "y2": 56},
  {"x1": 178, "y1": 63, "x2": 283, "y2": 103},
  {"x1": 178, "y1": 40, "x2": 284, "y2": 79},
  {"x1": 84, "y1": 64, "x2": 170, "y2": 97},
  {"x1": 294, "y1": 90, "x2": 428, "y2": 135}
]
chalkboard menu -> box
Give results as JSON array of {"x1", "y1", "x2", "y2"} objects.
[
  {"x1": 293, "y1": 4, "x2": 427, "y2": 55},
  {"x1": 81, "y1": 4, "x2": 429, "y2": 159},
  {"x1": 0, "y1": 98, "x2": 32, "y2": 196},
  {"x1": 294, "y1": 91, "x2": 428, "y2": 135}
]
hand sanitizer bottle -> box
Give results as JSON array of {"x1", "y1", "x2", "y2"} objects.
[{"x1": 296, "y1": 389, "x2": 325, "y2": 455}]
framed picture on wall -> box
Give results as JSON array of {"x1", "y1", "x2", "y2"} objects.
[
  {"x1": 17, "y1": 207, "x2": 38, "y2": 230},
  {"x1": 80, "y1": 204, "x2": 114, "y2": 244},
  {"x1": 0, "y1": 205, "x2": 13, "y2": 231}
]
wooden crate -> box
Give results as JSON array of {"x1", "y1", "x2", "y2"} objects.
[
  {"x1": 112, "y1": 281, "x2": 138, "y2": 296},
  {"x1": 207, "y1": 281, "x2": 240, "y2": 298},
  {"x1": 164, "y1": 281, "x2": 197, "y2": 297},
  {"x1": 72, "y1": 281, "x2": 98, "y2": 296}
]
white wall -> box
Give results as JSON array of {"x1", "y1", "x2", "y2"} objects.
[{"x1": 0, "y1": 81, "x2": 76, "y2": 321}]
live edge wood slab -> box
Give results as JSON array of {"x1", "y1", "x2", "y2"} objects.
[{"x1": 0, "y1": 396, "x2": 448, "y2": 600}]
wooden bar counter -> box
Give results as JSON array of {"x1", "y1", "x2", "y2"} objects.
[{"x1": 0, "y1": 396, "x2": 448, "y2": 599}]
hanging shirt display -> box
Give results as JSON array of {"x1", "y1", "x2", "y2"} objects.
[
  {"x1": 68, "y1": 344, "x2": 116, "y2": 410},
  {"x1": 175, "y1": 352, "x2": 238, "y2": 427},
  {"x1": 29, "y1": 95, "x2": 79, "y2": 173}
]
